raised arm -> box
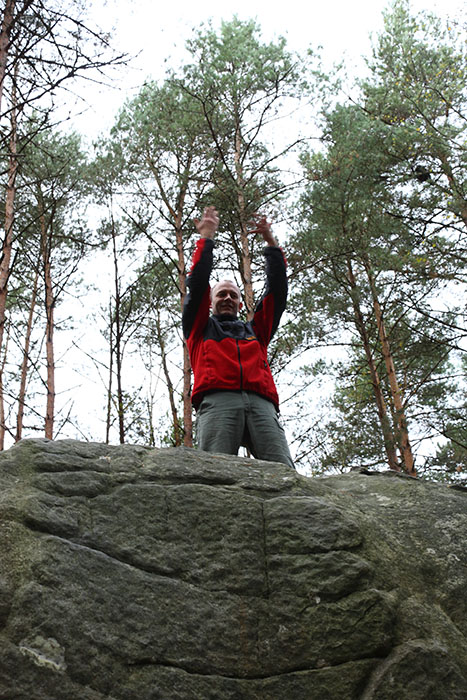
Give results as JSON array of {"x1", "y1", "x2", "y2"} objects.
[
  {"x1": 182, "y1": 207, "x2": 219, "y2": 340},
  {"x1": 249, "y1": 214, "x2": 287, "y2": 345}
]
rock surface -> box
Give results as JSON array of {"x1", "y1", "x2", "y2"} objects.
[{"x1": 0, "y1": 438, "x2": 466, "y2": 699}]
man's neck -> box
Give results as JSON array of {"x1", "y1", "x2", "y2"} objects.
[{"x1": 213, "y1": 312, "x2": 238, "y2": 321}]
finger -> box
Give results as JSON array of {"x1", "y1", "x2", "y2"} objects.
[{"x1": 248, "y1": 221, "x2": 267, "y2": 232}]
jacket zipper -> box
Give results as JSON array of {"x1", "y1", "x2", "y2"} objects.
[{"x1": 236, "y1": 339, "x2": 243, "y2": 389}]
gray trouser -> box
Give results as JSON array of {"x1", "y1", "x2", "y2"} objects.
[{"x1": 195, "y1": 391, "x2": 294, "y2": 468}]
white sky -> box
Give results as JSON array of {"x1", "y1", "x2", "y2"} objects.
[{"x1": 76, "y1": 0, "x2": 465, "y2": 139}]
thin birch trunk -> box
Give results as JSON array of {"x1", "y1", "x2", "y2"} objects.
[{"x1": 181, "y1": 342, "x2": 192, "y2": 446}]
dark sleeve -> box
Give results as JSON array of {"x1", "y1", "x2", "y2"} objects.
[
  {"x1": 182, "y1": 237, "x2": 215, "y2": 340},
  {"x1": 252, "y1": 245, "x2": 288, "y2": 345}
]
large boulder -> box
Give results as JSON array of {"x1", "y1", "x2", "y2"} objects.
[{"x1": 0, "y1": 438, "x2": 466, "y2": 699}]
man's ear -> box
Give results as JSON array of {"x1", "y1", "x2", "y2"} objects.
[{"x1": 239, "y1": 301, "x2": 243, "y2": 310}]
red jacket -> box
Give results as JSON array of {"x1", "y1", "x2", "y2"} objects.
[{"x1": 182, "y1": 237, "x2": 287, "y2": 409}]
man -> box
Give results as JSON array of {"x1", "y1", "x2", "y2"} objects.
[{"x1": 182, "y1": 206, "x2": 294, "y2": 468}]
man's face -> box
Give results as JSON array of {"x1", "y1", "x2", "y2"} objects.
[{"x1": 211, "y1": 281, "x2": 242, "y2": 317}]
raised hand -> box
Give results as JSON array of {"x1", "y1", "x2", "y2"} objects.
[
  {"x1": 194, "y1": 206, "x2": 219, "y2": 239},
  {"x1": 247, "y1": 214, "x2": 277, "y2": 246}
]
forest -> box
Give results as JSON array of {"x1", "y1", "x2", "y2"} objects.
[{"x1": 0, "y1": 0, "x2": 465, "y2": 481}]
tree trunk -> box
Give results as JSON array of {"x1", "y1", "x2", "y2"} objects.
[
  {"x1": 40, "y1": 209, "x2": 55, "y2": 439},
  {"x1": 150, "y1": 160, "x2": 193, "y2": 447},
  {"x1": 110, "y1": 221, "x2": 125, "y2": 444},
  {"x1": 0, "y1": 82, "x2": 18, "y2": 449},
  {"x1": 146, "y1": 393, "x2": 155, "y2": 447},
  {"x1": 363, "y1": 257, "x2": 416, "y2": 475},
  {"x1": 155, "y1": 310, "x2": 182, "y2": 446},
  {"x1": 346, "y1": 259, "x2": 400, "y2": 471},
  {"x1": 437, "y1": 151, "x2": 467, "y2": 228},
  {"x1": 182, "y1": 343, "x2": 192, "y2": 446},
  {"x1": 0, "y1": 0, "x2": 15, "y2": 113},
  {"x1": 0, "y1": 0, "x2": 38, "y2": 114},
  {"x1": 15, "y1": 268, "x2": 39, "y2": 441},
  {"x1": 174, "y1": 217, "x2": 192, "y2": 447},
  {"x1": 0, "y1": 98, "x2": 17, "y2": 324},
  {"x1": 234, "y1": 119, "x2": 255, "y2": 319},
  {"x1": 105, "y1": 300, "x2": 113, "y2": 444},
  {"x1": 0, "y1": 320, "x2": 10, "y2": 448}
]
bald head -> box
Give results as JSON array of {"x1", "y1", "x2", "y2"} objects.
[{"x1": 211, "y1": 279, "x2": 243, "y2": 317}]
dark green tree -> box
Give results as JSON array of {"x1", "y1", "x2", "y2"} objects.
[
  {"x1": 290, "y1": 99, "x2": 463, "y2": 475},
  {"x1": 360, "y1": 0, "x2": 467, "y2": 233},
  {"x1": 177, "y1": 17, "x2": 305, "y2": 316}
]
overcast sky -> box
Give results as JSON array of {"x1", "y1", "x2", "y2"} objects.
[{"x1": 76, "y1": 0, "x2": 464, "y2": 138}]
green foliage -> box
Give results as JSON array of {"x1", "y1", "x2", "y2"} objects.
[
  {"x1": 424, "y1": 441, "x2": 466, "y2": 484},
  {"x1": 178, "y1": 17, "x2": 306, "y2": 240},
  {"x1": 360, "y1": 0, "x2": 467, "y2": 228},
  {"x1": 183, "y1": 16, "x2": 302, "y2": 120},
  {"x1": 111, "y1": 79, "x2": 213, "y2": 208},
  {"x1": 314, "y1": 375, "x2": 391, "y2": 473},
  {"x1": 287, "y1": 1, "x2": 466, "y2": 478}
]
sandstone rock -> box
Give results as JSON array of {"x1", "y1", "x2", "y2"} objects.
[{"x1": 0, "y1": 438, "x2": 466, "y2": 699}]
